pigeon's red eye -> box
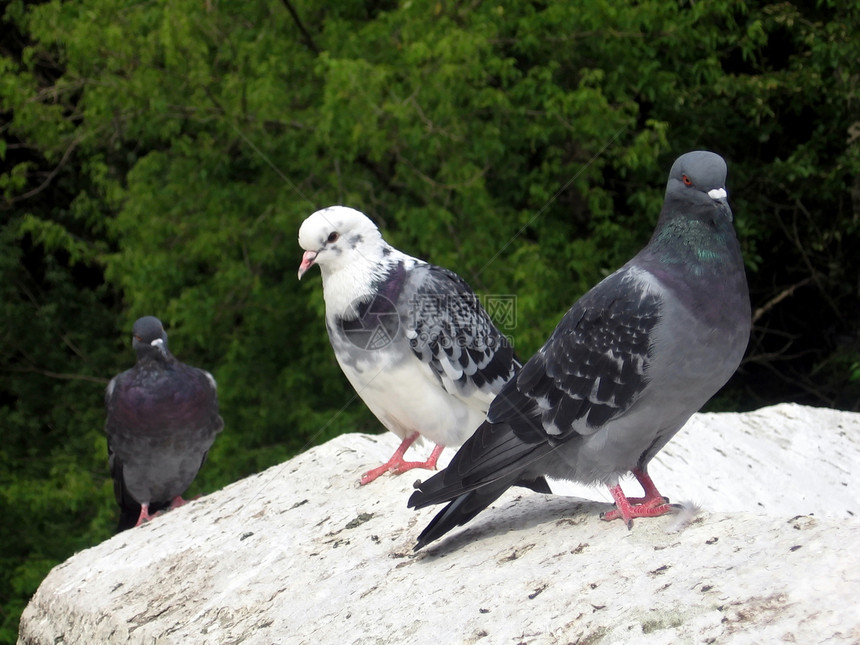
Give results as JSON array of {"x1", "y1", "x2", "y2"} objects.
[
  {"x1": 327, "y1": 232, "x2": 339, "y2": 243},
  {"x1": 682, "y1": 174, "x2": 692, "y2": 186}
]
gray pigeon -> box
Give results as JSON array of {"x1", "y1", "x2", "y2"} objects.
[
  {"x1": 408, "y1": 151, "x2": 751, "y2": 549},
  {"x1": 298, "y1": 206, "x2": 531, "y2": 486},
  {"x1": 105, "y1": 316, "x2": 223, "y2": 530}
]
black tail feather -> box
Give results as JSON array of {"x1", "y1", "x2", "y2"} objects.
[
  {"x1": 515, "y1": 475, "x2": 552, "y2": 495},
  {"x1": 408, "y1": 419, "x2": 555, "y2": 549},
  {"x1": 411, "y1": 474, "x2": 552, "y2": 550},
  {"x1": 413, "y1": 479, "x2": 515, "y2": 550},
  {"x1": 117, "y1": 504, "x2": 140, "y2": 532}
]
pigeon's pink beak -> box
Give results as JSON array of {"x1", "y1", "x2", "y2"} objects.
[{"x1": 297, "y1": 250, "x2": 318, "y2": 280}]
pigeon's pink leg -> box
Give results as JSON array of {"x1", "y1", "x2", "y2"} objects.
[
  {"x1": 600, "y1": 473, "x2": 673, "y2": 528},
  {"x1": 623, "y1": 468, "x2": 670, "y2": 505},
  {"x1": 360, "y1": 434, "x2": 444, "y2": 485},
  {"x1": 360, "y1": 433, "x2": 419, "y2": 485},
  {"x1": 134, "y1": 503, "x2": 153, "y2": 527}
]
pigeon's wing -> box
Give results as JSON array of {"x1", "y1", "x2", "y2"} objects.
[
  {"x1": 105, "y1": 373, "x2": 146, "y2": 529},
  {"x1": 174, "y1": 367, "x2": 223, "y2": 477},
  {"x1": 104, "y1": 372, "x2": 134, "y2": 448},
  {"x1": 404, "y1": 264, "x2": 518, "y2": 399},
  {"x1": 409, "y1": 266, "x2": 663, "y2": 546},
  {"x1": 182, "y1": 367, "x2": 225, "y2": 438},
  {"x1": 489, "y1": 266, "x2": 662, "y2": 444}
]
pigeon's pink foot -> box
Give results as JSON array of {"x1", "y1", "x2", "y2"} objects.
[
  {"x1": 168, "y1": 496, "x2": 189, "y2": 510},
  {"x1": 600, "y1": 470, "x2": 674, "y2": 528},
  {"x1": 134, "y1": 503, "x2": 153, "y2": 527},
  {"x1": 137, "y1": 496, "x2": 198, "y2": 524},
  {"x1": 391, "y1": 444, "x2": 445, "y2": 475},
  {"x1": 360, "y1": 434, "x2": 444, "y2": 485}
]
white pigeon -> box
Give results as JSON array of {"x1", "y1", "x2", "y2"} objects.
[{"x1": 297, "y1": 206, "x2": 532, "y2": 486}]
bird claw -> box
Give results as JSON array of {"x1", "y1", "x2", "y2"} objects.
[
  {"x1": 624, "y1": 495, "x2": 670, "y2": 506},
  {"x1": 599, "y1": 510, "x2": 634, "y2": 529},
  {"x1": 359, "y1": 465, "x2": 391, "y2": 486},
  {"x1": 360, "y1": 442, "x2": 444, "y2": 485},
  {"x1": 600, "y1": 501, "x2": 675, "y2": 525},
  {"x1": 359, "y1": 460, "x2": 432, "y2": 485},
  {"x1": 168, "y1": 495, "x2": 191, "y2": 510},
  {"x1": 602, "y1": 482, "x2": 675, "y2": 527}
]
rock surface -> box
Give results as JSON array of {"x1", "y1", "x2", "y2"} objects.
[{"x1": 18, "y1": 403, "x2": 860, "y2": 644}]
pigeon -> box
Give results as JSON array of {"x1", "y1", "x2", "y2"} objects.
[
  {"x1": 298, "y1": 206, "x2": 532, "y2": 486},
  {"x1": 408, "y1": 151, "x2": 751, "y2": 549},
  {"x1": 105, "y1": 316, "x2": 224, "y2": 530}
]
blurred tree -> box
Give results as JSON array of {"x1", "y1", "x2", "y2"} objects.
[{"x1": 1, "y1": 0, "x2": 858, "y2": 640}]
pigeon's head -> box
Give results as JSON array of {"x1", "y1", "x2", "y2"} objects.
[
  {"x1": 665, "y1": 151, "x2": 730, "y2": 216},
  {"x1": 297, "y1": 206, "x2": 386, "y2": 280},
  {"x1": 131, "y1": 316, "x2": 169, "y2": 359}
]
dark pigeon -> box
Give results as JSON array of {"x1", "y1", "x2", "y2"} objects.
[
  {"x1": 105, "y1": 316, "x2": 223, "y2": 531},
  {"x1": 298, "y1": 206, "x2": 531, "y2": 486},
  {"x1": 409, "y1": 151, "x2": 751, "y2": 549}
]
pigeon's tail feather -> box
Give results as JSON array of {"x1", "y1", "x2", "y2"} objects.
[
  {"x1": 409, "y1": 420, "x2": 552, "y2": 508},
  {"x1": 117, "y1": 504, "x2": 140, "y2": 532},
  {"x1": 411, "y1": 473, "x2": 549, "y2": 550},
  {"x1": 413, "y1": 476, "x2": 522, "y2": 550},
  {"x1": 110, "y1": 456, "x2": 139, "y2": 532},
  {"x1": 409, "y1": 419, "x2": 554, "y2": 549},
  {"x1": 516, "y1": 475, "x2": 552, "y2": 494}
]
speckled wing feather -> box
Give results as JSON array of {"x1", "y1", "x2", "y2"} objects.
[
  {"x1": 403, "y1": 264, "x2": 518, "y2": 400},
  {"x1": 489, "y1": 267, "x2": 661, "y2": 444}
]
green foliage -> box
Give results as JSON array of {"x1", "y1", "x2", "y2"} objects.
[{"x1": 1, "y1": 0, "x2": 859, "y2": 640}]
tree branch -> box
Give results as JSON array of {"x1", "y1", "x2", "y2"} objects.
[
  {"x1": 4, "y1": 365, "x2": 110, "y2": 385},
  {"x1": 752, "y1": 276, "x2": 814, "y2": 323},
  {"x1": 789, "y1": 201, "x2": 845, "y2": 325},
  {"x1": 0, "y1": 136, "x2": 82, "y2": 210},
  {"x1": 280, "y1": 0, "x2": 320, "y2": 54}
]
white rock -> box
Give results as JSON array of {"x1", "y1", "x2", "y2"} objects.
[
  {"x1": 552, "y1": 402, "x2": 860, "y2": 518},
  {"x1": 18, "y1": 403, "x2": 860, "y2": 644}
]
